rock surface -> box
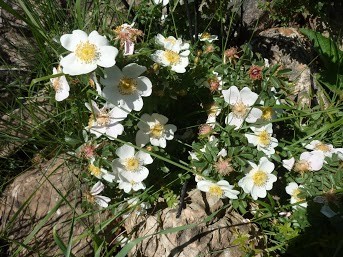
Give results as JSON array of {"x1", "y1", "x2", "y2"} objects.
[
  {"x1": 252, "y1": 27, "x2": 329, "y2": 108},
  {"x1": 124, "y1": 189, "x2": 263, "y2": 257},
  {"x1": 0, "y1": 155, "x2": 98, "y2": 256}
]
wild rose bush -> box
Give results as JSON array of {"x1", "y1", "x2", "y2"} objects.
[{"x1": 41, "y1": 0, "x2": 343, "y2": 255}]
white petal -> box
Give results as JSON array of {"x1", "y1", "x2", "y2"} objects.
[
  {"x1": 60, "y1": 53, "x2": 97, "y2": 75},
  {"x1": 136, "y1": 130, "x2": 150, "y2": 147},
  {"x1": 258, "y1": 157, "x2": 274, "y2": 173},
  {"x1": 308, "y1": 151, "x2": 325, "y2": 171},
  {"x1": 197, "y1": 180, "x2": 212, "y2": 193},
  {"x1": 90, "y1": 181, "x2": 104, "y2": 195},
  {"x1": 164, "y1": 124, "x2": 177, "y2": 140},
  {"x1": 245, "y1": 108, "x2": 262, "y2": 123},
  {"x1": 97, "y1": 46, "x2": 118, "y2": 67},
  {"x1": 116, "y1": 145, "x2": 135, "y2": 159},
  {"x1": 151, "y1": 113, "x2": 168, "y2": 124},
  {"x1": 240, "y1": 87, "x2": 259, "y2": 106},
  {"x1": 245, "y1": 134, "x2": 258, "y2": 146},
  {"x1": 122, "y1": 63, "x2": 147, "y2": 78},
  {"x1": 136, "y1": 77, "x2": 152, "y2": 97},
  {"x1": 102, "y1": 172, "x2": 116, "y2": 183},
  {"x1": 282, "y1": 157, "x2": 295, "y2": 171},
  {"x1": 285, "y1": 182, "x2": 298, "y2": 195},
  {"x1": 225, "y1": 113, "x2": 243, "y2": 129},
  {"x1": 88, "y1": 31, "x2": 109, "y2": 46},
  {"x1": 101, "y1": 65, "x2": 123, "y2": 87},
  {"x1": 60, "y1": 30, "x2": 88, "y2": 51},
  {"x1": 136, "y1": 151, "x2": 153, "y2": 165},
  {"x1": 95, "y1": 195, "x2": 111, "y2": 208},
  {"x1": 222, "y1": 86, "x2": 240, "y2": 105},
  {"x1": 106, "y1": 123, "x2": 124, "y2": 139}
]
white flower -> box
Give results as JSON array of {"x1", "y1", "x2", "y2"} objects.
[
  {"x1": 101, "y1": 63, "x2": 152, "y2": 112},
  {"x1": 222, "y1": 86, "x2": 262, "y2": 129},
  {"x1": 60, "y1": 30, "x2": 118, "y2": 75},
  {"x1": 152, "y1": 36, "x2": 190, "y2": 73},
  {"x1": 85, "y1": 100, "x2": 128, "y2": 139},
  {"x1": 245, "y1": 123, "x2": 278, "y2": 157},
  {"x1": 197, "y1": 180, "x2": 240, "y2": 199},
  {"x1": 335, "y1": 148, "x2": 343, "y2": 160},
  {"x1": 50, "y1": 67, "x2": 70, "y2": 101},
  {"x1": 282, "y1": 157, "x2": 295, "y2": 171},
  {"x1": 88, "y1": 158, "x2": 116, "y2": 182},
  {"x1": 285, "y1": 182, "x2": 307, "y2": 209},
  {"x1": 136, "y1": 113, "x2": 177, "y2": 148},
  {"x1": 198, "y1": 32, "x2": 218, "y2": 43},
  {"x1": 293, "y1": 151, "x2": 325, "y2": 173},
  {"x1": 112, "y1": 144, "x2": 153, "y2": 183},
  {"x1": 153, "y1": 0, "x2": 169, "y2": 6},
  {"x1": 87, "y1": 181, "x2": 111, "y2": 208},
  {"x1": 155, "y1": 34, "x2": 189, "y2": 51},
  {"x1": 305, "y1": 140, "x2": 335, "y2": 158},
  {"x1": 118, "y1": 177, "x2": 146, "y2": 193},
  {"x1": 126, "y1": 197, "x2": 151, "y2": 215},
  {"x1": 238, "y1": 157, "x2": 277, "y2": 200}
]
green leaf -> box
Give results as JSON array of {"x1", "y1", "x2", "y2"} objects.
[{"x1": 300, "y1": 28, "x2": 343, "y2": 72}]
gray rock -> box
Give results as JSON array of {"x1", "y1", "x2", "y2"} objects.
[
  {"x1": 0, "y1": 155, "x2": 102, "y2": 256},
  {"x1": 252, "y1": 27, "x2": 330, "y2": 108},
  {"x1": 124, "y1": 189, "x2": 263, "y2": 257}
]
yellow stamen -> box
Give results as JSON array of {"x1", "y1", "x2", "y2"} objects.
[
  {"x1": 201, "y1": 32, "x2": 211, "y2": 39},
  {"x1": 164, "y1": 50, "x2": 180, "y2": 65},
  {"x1": 258, "y1": 130, "x2": 271, "y2": 146},
  {"x1": 294, "y1": 160, "x2": 310, "y2": 174},
  {"x1": 232, "y1": 102, "x2": 248, "y2": 118},
  {"x1": 261, "y1": 107, "x2": 273, "y2": 120},
  {"x1": 292, "y1": 188, "x2": 303, "y2": 202},
  {"x1": 118, "y1": 77, "x2": 137, "y2": 95},
  {"x1": 253, "y1": 171, "x2": 268, "y2": 186},
  {"x1": 75, "y1": 41, "x2": 98, "y2": 63},
  {"x1": 209, "y1": 185, "x2": 223, "y2": 198},
  {"x1": 96, "y1": 112, "x2": 110, "y2": 126},
  {"x1": 150, "y1": 123, "x2": 164, "y2": 138},
  {"x1": 85, "y1": 192, "x2": 95, "y2": 203},
  {"x1": 315, "y1": 143, "x2": 330, "y2": 152},
  {"x1": 125, "y1": 157, "x2": 140, "y2": 172},
  {"x1": 89, "y1": 164, "x2": 101, "y2": 177}
]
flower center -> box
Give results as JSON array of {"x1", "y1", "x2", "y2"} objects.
[
  {"x1": 261, "y1": 107, "x2": 273, "y2": 120},
  {"x1": 96, "y1": 112, "x2": 110, "y2": 126},
  {"x1": 85, "y1": 192, "x2": 95, "y2": 203},
  {"x1": 207, "y1": 104, "x2": 219, "y2": 116},
  {"x1": 124, "y1": 157, "x2": 140, "y2": 172},
  {"x1": 232, "y1": 102, "x2": 248, "y2": 118},
  {"x1": 150, "y1": 123, "x2": 164, "y2": 138},
  {"x1": 258, "y1": 130, "x2": 271, "y2": 146},
  {"x1": 89, "y1": 164, "x2": 101, "y2": 177},
  {"x1": 164, "y1": 50, "x2": 180, "y2": 65},
  {"x1": 118, "y1": 77, "x2": 137, "y2": 95},
  {"x1": 208, "y1": 78, "x2": 220, "y2": 92},
  {"x1": 315, "y1": 143, "x2": 330, "y2": 152},
  {"x1": 75, "y1": 41, "x2": 99, "y2": 63},
  {"x1": 294, "y1": 160, "x2": 310, "y2": 173},
  {"x1": 201, "y1": 32, "x2": 211, "y2": 39},
  {"x1": 292, "y1": 188, "x2": 303, "y2": 202},
  {"x1": 252, "y1": 170, "x2": 268, "y2": 186},
  {"x1": 209, "y1": 185, "x2": 223, "y2": 198}
]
